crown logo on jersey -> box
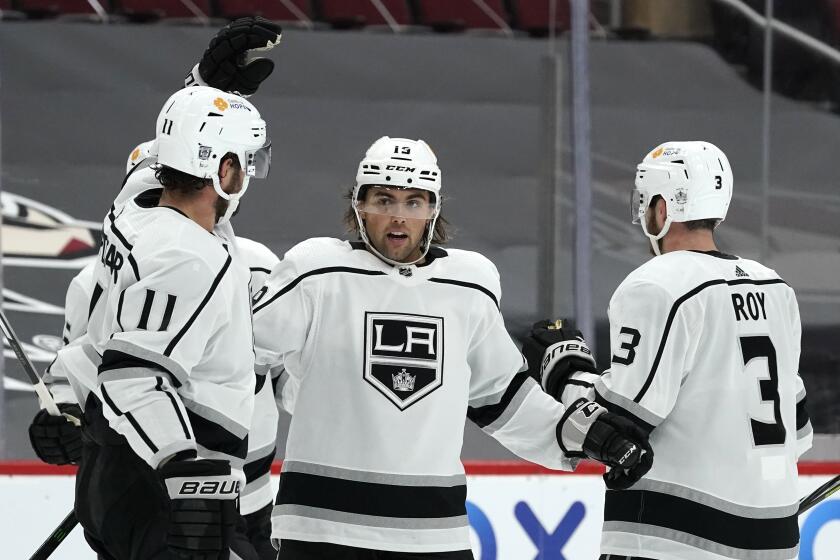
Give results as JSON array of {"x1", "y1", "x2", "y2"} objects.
[
  {"x1": 398, "y1": 267, "x2": 413, "y2": 277},
  {"x1": 392, "y1": 368, "x2": 416, "y2": 392},
  {"x1": 735, "y1": 265, "x2": 749, "y2": 278}
]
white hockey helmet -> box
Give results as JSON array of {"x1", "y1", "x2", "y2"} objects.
[
  {"x1": 125, "y1": 140, "x2": 156, "y2": 174},
  {"x1": 353, "y1": 136, "x2": 442, "y2": 266},
  {"x1": 632, "y1": 141, "x2": 733, "y2": 255},
  {"x1": 154, "y1": 86, "x2": 270, "y2": 224}
]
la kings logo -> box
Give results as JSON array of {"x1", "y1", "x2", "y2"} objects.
[{"x1": 364, "y1": 312, "x2": 444, "y2": 410}]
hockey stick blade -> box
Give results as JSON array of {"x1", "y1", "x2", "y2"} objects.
[
  {"x1": 28, "y1": 509, "x2": 78, "y2": 560},
  {"x1": 0, "y1": 309, "x2": 61, "y2": 416},
  {"x1": 799, "y1": 473, "x2": 840, "y2": 515}
]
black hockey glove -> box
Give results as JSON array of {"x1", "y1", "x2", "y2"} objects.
[
  {"x1": 159, "y1": 458, "x2": 242, "y2": 559},
  {"x1": 523, "y1": 319, "x2": 598, "y2": 400},
  {"x1": 28, "y1": 403, "x2": 83, "y2": 465},
  {"x1": 186, "y1": 16, "x2": 282, "y2": 97},
  {"x1": 557, "y1": 399, "x2": 653, "y2": 489}
]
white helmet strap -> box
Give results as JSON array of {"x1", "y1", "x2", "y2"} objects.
[{"x1": 640, "y1": 204, "x2": 672, "y2": 256}]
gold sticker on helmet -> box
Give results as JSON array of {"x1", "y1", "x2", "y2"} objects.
[
  {"x1": 214, "y1": 97, "x2": 229, "y2": 112},
  {"x1": 651, "y1": 146, "x2": 664, "y2": 158},
  {"x1": 130, "y1": 148, "x2": 141, "y2": 161}
]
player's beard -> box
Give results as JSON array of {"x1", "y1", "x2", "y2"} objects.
[
  {"x1": 214, "y1": 197, "x2": 230, "y2": 224},
  {"x1": 215, "y1": 168, "x2": 244, "y2": 223}
]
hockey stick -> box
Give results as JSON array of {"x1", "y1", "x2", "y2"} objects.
[
  {"x1": 0, "y1": 309, "x2": 62, "y2": 416},
  {"x1": 0, "y1": 309, "x2": 82, "y2": 558},
  {"x1": 799, "y1": 473, "x2": 840, "y2": 515},
  {"x1": 28, "y1": 509, "x2": 78, "y2": 560}
]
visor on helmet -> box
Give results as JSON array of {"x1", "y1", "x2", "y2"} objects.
[
  {"x1": 630, "y1": 188, "x2": 645, "y2": 224},
  {"x1": 246, "y1": 139, "x2": 271, "y2": 179},
  {"x1": 354, "y1": 187, "x2": 437, "y2": 220}
]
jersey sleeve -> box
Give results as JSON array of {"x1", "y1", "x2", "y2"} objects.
[
  {"x1": 97, "y1": 248, "x2": 230, "y2": 468},
  {"x1": 251, "y1": 254, "x2": 315, "y2": 404},
  {"x1": 465, "y1": 280, "x2": 574, "y2": 471},
  {"x1": 594, "y1": 279, "x2": 695, "y2": 434},
  {"x1": 787, "y1": 289, "x2": 812, "y2": 458},
  {"x1": 43, "y1": 264, "x2": 98, "y2": 405}
]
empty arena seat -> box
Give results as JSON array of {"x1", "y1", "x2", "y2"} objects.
[
  {"x1": 16, "y1": 0, "x2": 107, "y2": 17},
  {"x1": 511, "y1": 0, "x2": 570, "y2": 35},
  {"x1": 119, "y1": 0, "x2": 211, "y2": 20},
  {"x1": 215, "y1": 0, "x2": 313, "y2": 22},
  {"x1": 318, "y1": 0, "x2": 412, "y2": 28},
  {"x1": 415, "y1": 0, "x2": 510, "y2": 31}
]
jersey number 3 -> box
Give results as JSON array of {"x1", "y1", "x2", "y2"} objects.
[{"x1": 740, "y1": 335, "x2": 786, "y2": 446}]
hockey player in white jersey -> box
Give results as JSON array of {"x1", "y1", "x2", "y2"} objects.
[
  {"x1": 528, "y1": 141, "x2": 813, "y2": 560},
  {"x1": 251, "y1": 136, "x2": 653, "y2": 559},
  {"x1": 70, "y1": 85, "x2": 271, "y2": 560}
]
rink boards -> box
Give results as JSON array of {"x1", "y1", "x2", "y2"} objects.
[{"x1": 0, "y1": 461, "x2": 837, "y2": 560}]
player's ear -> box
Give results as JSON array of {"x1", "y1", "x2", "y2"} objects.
[{"x1": 656, "y1": 197, "x2": 668, "y2": 225}]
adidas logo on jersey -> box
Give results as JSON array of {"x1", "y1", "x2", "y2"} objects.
[
  {"x1": 735, "y1": 265, "x2": 749, "y2": 278},
  {"x1": 392, "y1": 369, "x2": 416, "y2": 392}
]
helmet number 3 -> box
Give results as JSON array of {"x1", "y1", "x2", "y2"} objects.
[{"x1": 715, "y1": 175, "x2": 722, "y2": 189}]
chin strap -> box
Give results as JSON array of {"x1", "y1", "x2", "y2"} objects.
[
  {"x1": 641, "y1": 210, "x2": 673, "y2": 256},
  {"x1": 211, "y1": 174, "x2": 249, "y2": 225}
]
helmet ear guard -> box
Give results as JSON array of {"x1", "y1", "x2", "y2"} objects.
[{"x1": 632, "y1": 141, "x2": 733, "y2": 255}]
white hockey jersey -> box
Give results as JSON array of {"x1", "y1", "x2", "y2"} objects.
[
  {"x1": 87, "y1": 178, "x2": 255, "y2": 470},
  {"x1": 253, "y1": 238, "x2": 575, "y2": 553},
  {"x1": 593, "y1": 250, "x2": 811, "y2": 560}
]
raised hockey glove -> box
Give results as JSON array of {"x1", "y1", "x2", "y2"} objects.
[
  {"x1": 523, "y1": 319, "x2": 598, "y2": 400},
  {"x1": 28, "y1": 403, "x2": 83, "y2": 465},
  {"x1": 186, "y1": 16, "x2": 282, "y2": 97},
  {"x1": 557, "y1": 399, "x2": 653, "y2": 488},
  {"x1": 159, "y1": 458, "x2": 242, "y2": 559}
]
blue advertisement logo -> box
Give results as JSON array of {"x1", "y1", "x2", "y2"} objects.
[
  {"x1": 799, "y1": 499, "x2": 840, "y2": 560},
  {"x1": 467, "y1": 500, "x2": 586, "y2": 560}
]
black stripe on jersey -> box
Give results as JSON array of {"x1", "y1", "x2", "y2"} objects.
[
  {"x1": 137, "y1": 289, "x2": 155, "y2": 330},
  {"x1": 99, "y1": 384, "x2": 159, "y2": 454},
  {"x1": 108, "y1": 206, "x2": 140, "y2": 280},
  {"x1": 244, "y1": 448, "x2": 276, "y2": 483},
  {"x1": 797, "y1": 396, "x2": 810, "y2": 430},
  {"x1": 164, "y1": 254, "x2": 232, "y2": 357},
  {"x1": 255, "y1": 370, "x2": 268, "y2": 393},
  {"x1": 185, "y1": 408, "x2": 248, "y2": 461},
  {"x1": 249, "y1": 267, "x2": 271, "y2": 274},
  {"x1": 467, "y1": 370, "x2": 532, "y2": 428},
  {"x1": 99, "y1": 348, "x2": 182, "y2": 389},
  {"x1": 277, "y1": 471, "x2": 467, "y2": 519},
  {"x1": 88, "y1": 282, "x2": 104, "y2": 320},
  {"x1": 160, "y1": 294, "x2": 177, "y2": 331},
  {"x1": 604, "y1": 488, "x2": 799, "y2": 551},
  {"x1": 428, "y1": 278, "x2": 499, "y2": 309},
  {"x1": 116, "y1": 289, "x2": 127, "y2": 332},
  {"x1": 154, "y1": 376, "x2": 191, "y2": 441},
  {"x1": 594, "y1": 388, "x2": 655, "y2": 435},
  {"x1": 253, "y1": 267, "x2": 387, "y2": 314},
  {"x1": 633, "y1": 278, "x2": 789, "y2": 403}
]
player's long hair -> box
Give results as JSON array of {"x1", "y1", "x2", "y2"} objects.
[{"x1": 342, "y1": 186, "x2": 453, "y2": 245}]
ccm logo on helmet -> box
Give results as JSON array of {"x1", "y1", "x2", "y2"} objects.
[
  {"x1": 385, "y1": 165, "x2": 416, "y2": 172},
  {"x1": 177, "y1": 480, "x2": 240, "y2": 496}
]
